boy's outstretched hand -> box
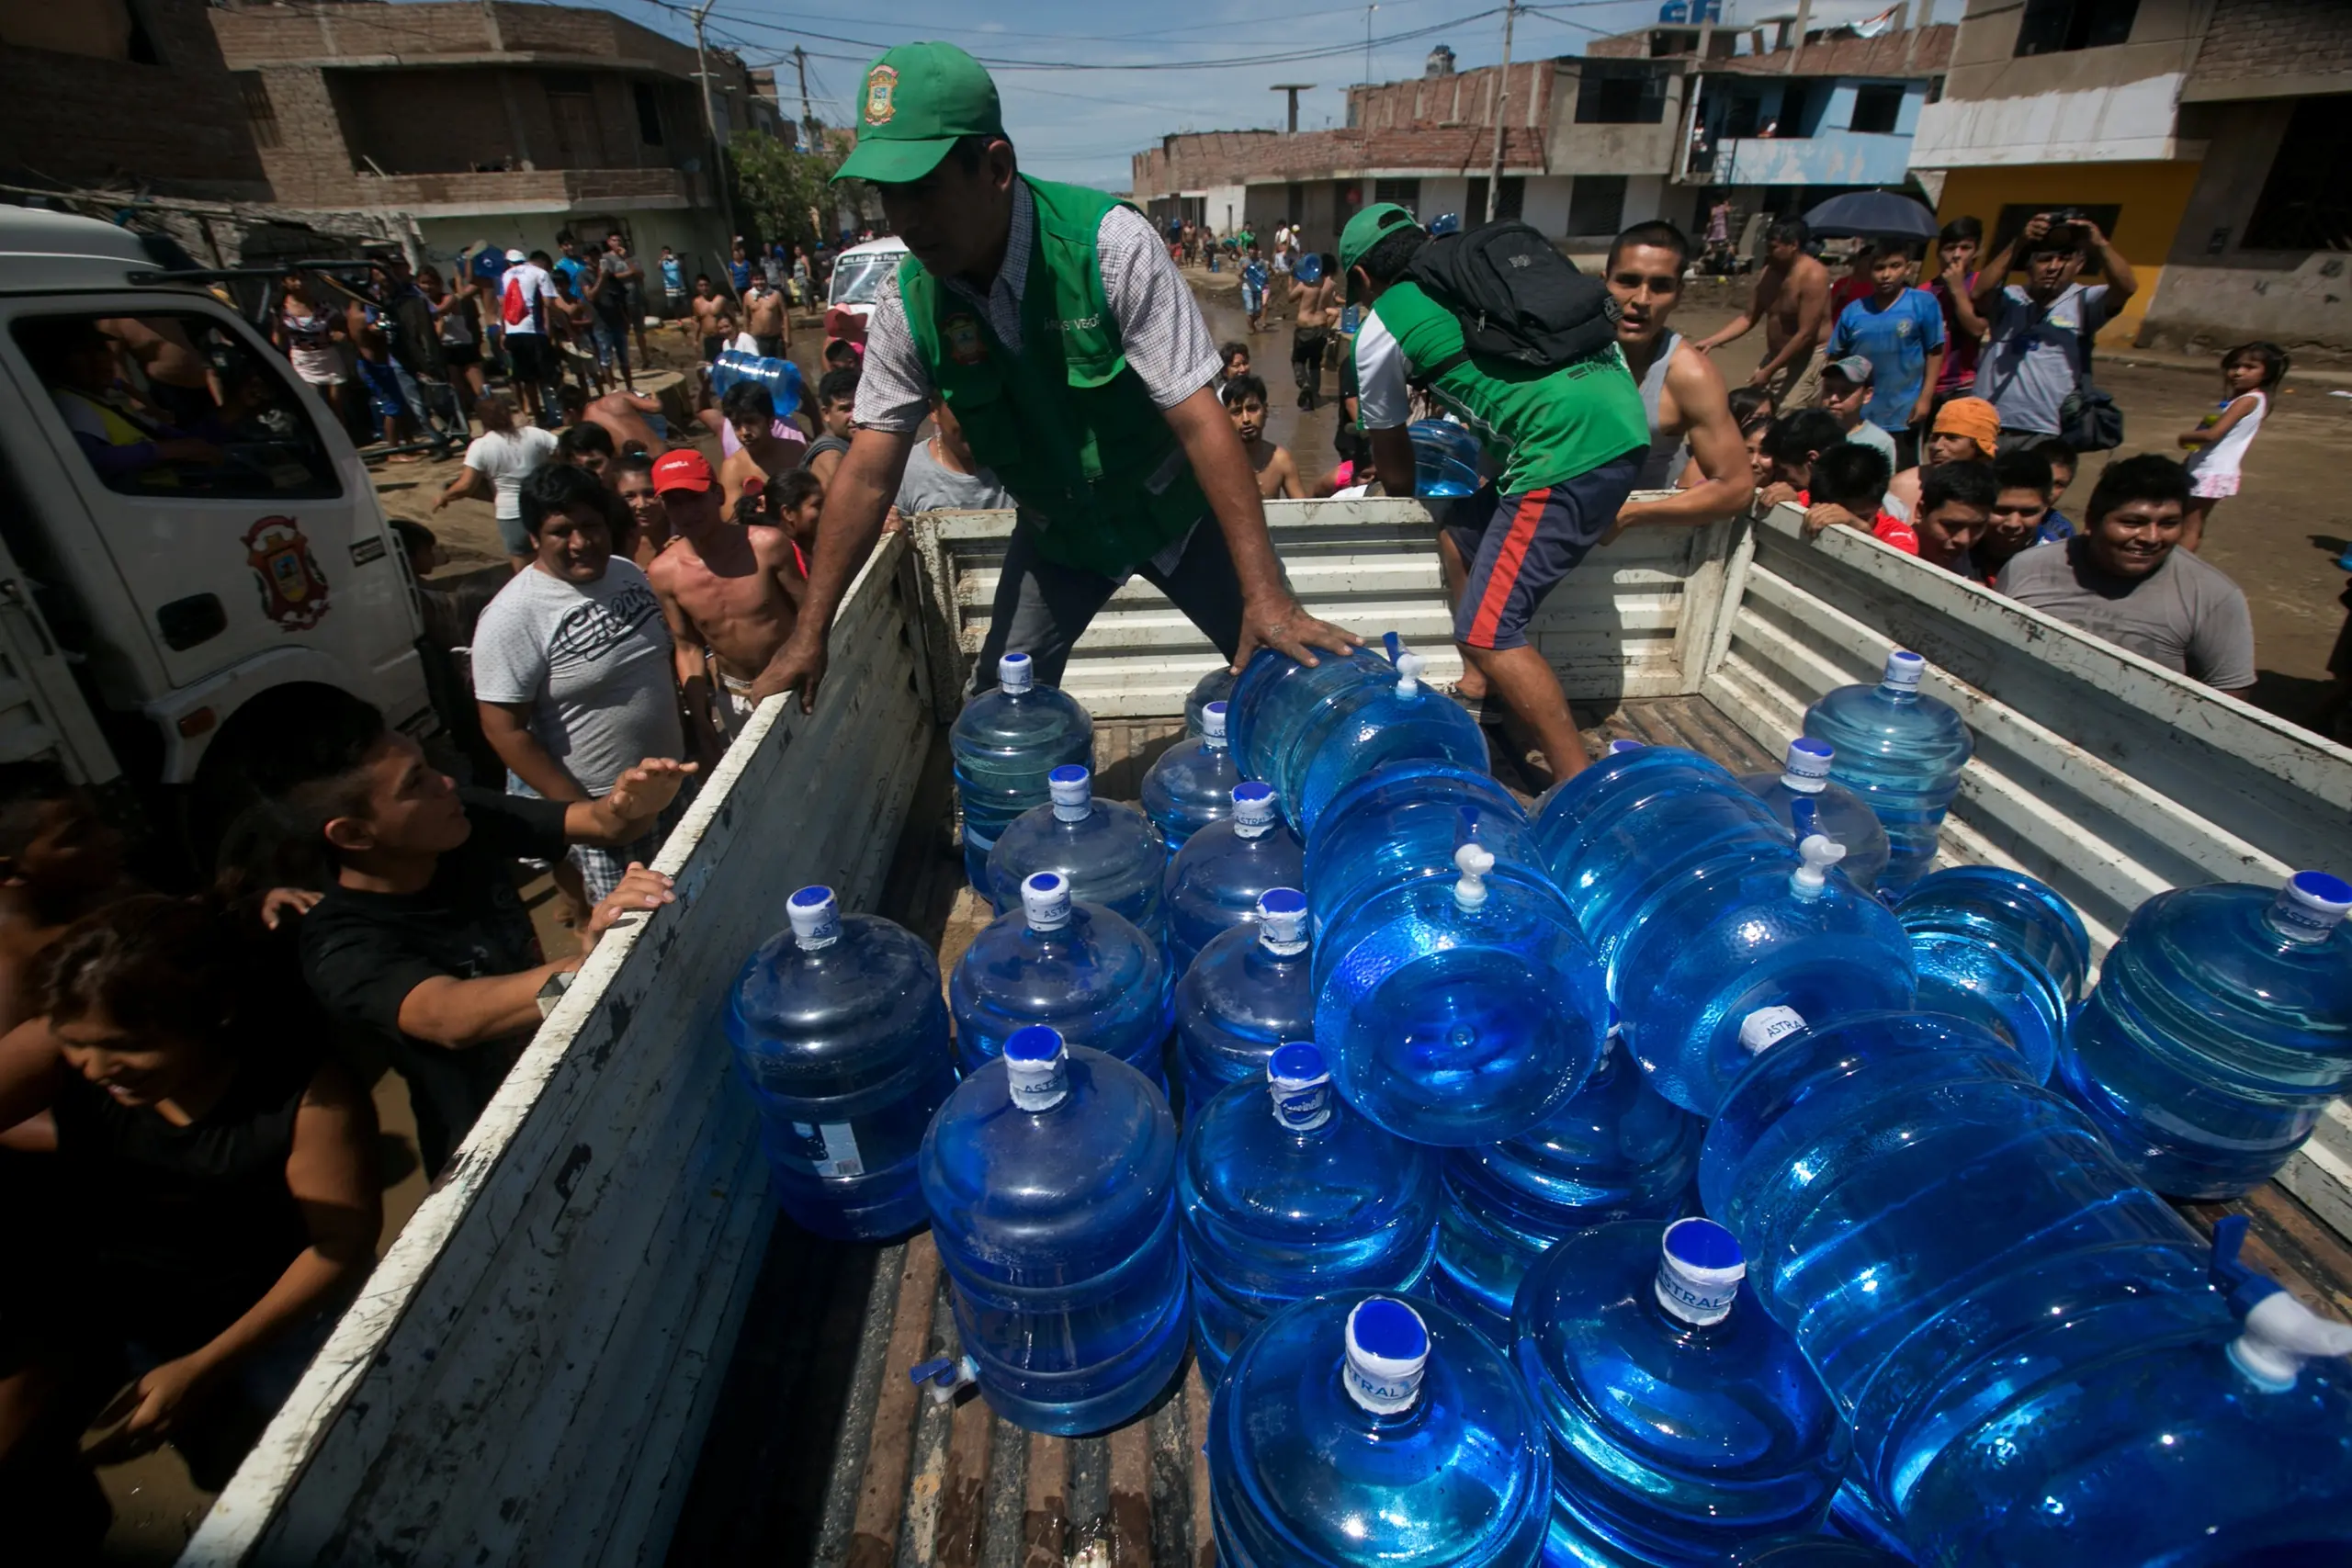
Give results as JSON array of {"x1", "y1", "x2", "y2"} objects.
[
  {"x1": 604, "y1": 758, "x2": 698, "y2": 826},
  {"x1": 588, "y1": 863, "x2": 677, "y2": 941}
]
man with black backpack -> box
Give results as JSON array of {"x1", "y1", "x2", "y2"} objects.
[{"x1": 1341, "y1": 202, "x2": 1648, "y2": 784}]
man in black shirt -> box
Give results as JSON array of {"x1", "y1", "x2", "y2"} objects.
[{"x1": 260, "y1": 694, "x2": 691, "y2": 1175}]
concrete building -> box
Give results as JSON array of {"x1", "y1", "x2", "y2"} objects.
[{"x1": 209, "y1": 0, "x2": 781, "y2": 277}]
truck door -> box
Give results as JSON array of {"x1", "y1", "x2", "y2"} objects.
[{"x1": 0, "y1": 296, "x2": 428, "y2": 783}]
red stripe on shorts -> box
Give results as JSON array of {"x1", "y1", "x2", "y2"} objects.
[{"x1": 1466, "y1": 487, "x2": 1553, "y2": 649}]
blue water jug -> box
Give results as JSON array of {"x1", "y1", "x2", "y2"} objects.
[
  {"x1": 1433, "y1": 1034, "x2": 1702, "y2": 1343},
  {"x1": 1164, "y1": 781, "x2": 1306, "y2": 975},
  {"x1": 724, "y1": 886, "x2": 961, "y2": 1240},
  {"x1": 951, "y1": 651, "x2": 1094, "y2": 887},
  {"x1": 1514, "y1": 1218, "x2": 1849, "y2": 1565},
  {"x1": 1410, "y1": 419, "x2": 1485, "y2": 497},
  {"x1": 1729, "y1": 1539, "x2": 1911, "y2": 1566},
  {"x1": 1179, "y1": 1043, "x2": 1441, "y2": 1383},
  {"x1": 707, "y1": 346, "x2": 750, "y2": 394},
  {"x1": 987, "y1": 764, "x2": 1169, "y2": 943},
  {"x1": 1174, "y1": 888, "x2": 1314, "y2": 1116},
  {"x1": 1141, "y1": 699, "x2": 1242, "y2": 856},
  {"x1": 1209, "y1": 1293, "x2": 1550, "y2": 1568},
  {"x1": 1227, "y1": 645, "x2": 1382, "y2": 797},
  {"x1": 1894, "y1": 865, "x2": 2089, "y2": 1085},
  {"x1": 920, "y1": 1025, "x2": 1190, "y2": 1435},
  {"x1": 1305, "y1": 760, "x2": 1539, "y2": 940},
  {"x1": 2059, "y1": 869, "x2": 2352, "y2": 1199},
  {"x1": 1314, "y1": 840, "x2": 1610, "y2": 1145},
  {"x1": 1740, "y1": 738, "x2": 1892, "y2": 895},
  {"x1": 752, "y1": 353, "x2": 803, "y2": 417},
  {"x1": 948, "y1": 871, "x2": 1172, "y2": 1085},
  {"x1": 1291, "y1": 643, "x2": 1488, "y2": 839},
  {"x1": 1799, "y1": 649, "x2": 1973, "y2": 895},
  {"x1": 1187, "y1": 666, "x2": 1236, "y2": 737}
]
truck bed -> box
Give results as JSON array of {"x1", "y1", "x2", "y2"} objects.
[{"x1": 662, "y1": 701, "x2": 2352, "y2": 1568}]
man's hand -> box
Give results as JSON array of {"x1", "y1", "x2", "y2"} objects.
[
  {"x1": 1746, "y1": 365, "x2": 1774, "y2": 389},
  {"x1": 85, "y1": 1353, "x2": 217, "y2": 1461},
  {"x1": 1758, "y1": 479, "x2": 1804, "y2": 511},
  {"x1": 588, "y1": 863, "x2": 676, "y2": 941},
  {"x1": 1232, "y1": 592, "x2": 1361, "y2": 673},
  {"x1": 602, "y1": 757, "x2": 697, "y2": 827},
  {"x1": 261, "y1": 887, "x2": 322, "y2": 931},
  {"x1": 752, "y1": 630, "x2": 828, "y2": 709},
  {"x1": 1804, "y1": 502, "x2": 1868, "y2": 541},
  {"x1": 2022, "y1": 212, "x2": 2053, "y2": 245},
  {"x1": 1912, "y1": 389, "x2": 1936, "y2": 424}
]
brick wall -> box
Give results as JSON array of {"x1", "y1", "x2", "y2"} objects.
[
  {"x1": 0, "y1": 0, "x2": 270, "y2": 199},
  {"x1": 2191, "y1": 0, "x2": 2352, "y2": 85},
  {"x1": 1346, "y1": 61, "x2": 1555, "y2": 134},
  {"x1": 1133, "y1": 125, "x2": 1550, "y2": 199},
  {"x1": 247, "y1": 65, "x2": 357, "y2": 208}
]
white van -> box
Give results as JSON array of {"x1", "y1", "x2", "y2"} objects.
[
  {"x1": 0, "y1": 209, "x2": 434, "y2": 844},
  {"x1": 821, "y1": 233, "x2": 910, "y2": 349}
]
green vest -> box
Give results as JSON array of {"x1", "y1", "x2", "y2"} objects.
[
  {"x1": 1367, "y1": 280, "x2": 1649, "y2": 497},
  {"x1": 900, "y1": 177, "x2": 1204, "y2": 579}
]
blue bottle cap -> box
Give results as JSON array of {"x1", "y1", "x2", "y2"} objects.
[
  {"x1": 998, "y1": 650, "x2": 1035, "y2": 692},
  {"x1": 1048, "y1": 765, "x2": 1093, "y2": 818},
  {"x1": 1606, "y1": 738, "x2": 1645, "y2": 755},
  {"x1": 1257, "y1": 888, "x2": 1309, "y2": 953},
  {"x1": 1880, "y1": 649, "x2": 1927, "y2": 692},
  {"x1": 1020, "y1": 872, "x2": 1073, "y2": 931},
  {"x1": 1782, "y1": 737, "x2": 1834, "y2": 791},
  {"x1": 786, "y1": 885, "x2": 841, "y2": 950},
  {"x1": 1003, "y1": 1024, "x2": 1069, "y2": 1111},
  {"x1": 1232, "y1": 781, "x2": 1280, "y2": 836},
  {"x1": 1739, "y1": 1005, "x2": 1808, "y2": 1055},
  {"x1": 1343, "y1": 1298, "x2": 1429, "y2": 1415},
  {"x1": 2277, "y1": 870, "x2": 2352, "y2": 942},
  {"x1": 1657, "y1": 1217, "x2": 1746, "y2": 1326},
  {"x1": 1202, "y1": 700, "x2": 1228, "y2": 743},
  {"x1": 1268, "y1": 1041, "x2": 1331, "y2": 1130}
]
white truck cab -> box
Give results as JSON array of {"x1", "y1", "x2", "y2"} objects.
[
  {"x1": 0, "y1": 209, "x2": 433, "y2": 838},
  {"x1": 821, "y1": 234, "x2": 909, "y2": 349}
]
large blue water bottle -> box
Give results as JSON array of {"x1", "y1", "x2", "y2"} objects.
[
  {"x1": 1291, "y1": 641, "x2": 1487, "y2": 838},
  {"x1": 1179, "y1": 1043, "x2": 1441, "y2": 1383},
  {"x1": 1209, "y1": 1293, "x2": 1550, "y2": 1568},
  {"x1": 1164, "y1": 781, "x2": 1306, "y2": 975},
  {"x1": 987, "y1": 764, "x2": 1169, "y2": 943},
  {"x1": 1702, "y1": 1006, "x2": 2352, "y2": 1562},
  {"x1": 1739, "y1": 738, "x2": 1892, "y2": 894},
  {"x1": 948, "y1": 871, "x2": 1171, "y2": 1084},
  {"x1": 1894, "y1": 864, "x2": 2089, "y2": 1085},
  {"x1": 1800, "y1": 649, "x2": 1973, "y2": 895},
  {"x1": 1174, "y1": 888, "x2": 1313, "y2": 1114},
  {"x1": 1513, "y1": 1217, "x2": 1849, "y2": 1565},
  {"x1": 725, "y1": 886, "x2": 960, "y2": 1240},
  {"x1": 1410, "y1": 419, "x2": 1485, "y2": 497},
  {"x1": 1315, "y1": 839, "x2": 1611, "y2": 1145},
  {"x1": 1187, "y1": 666, "x2": 1236, "y2": 737},
  {"x1": 1142, "y1": 700, "x2": 1242, "y2": 857},
  {"x1": 952, "y1": 651, "x2": 1093, "y2": 887},
  {"x1": 920, "y1": 1025, "x2": 1190, "y2": 1435},
  {"x1": 2059, "y1": 869, "x2": 2352, "y2": 1198},
  {"x1": 1227, "y1": 646, "x2": 1382, "y2": 798},
  {"x1": 1730, "y1": 1541, "x2": 1909, "y2": 1567},
  {"x1": 1433, "y1": 1033, "x2": 1702, "y2": 1344},
  {"x1": 1305, "y1": 760, "x2": 1537, "y2": 938}
]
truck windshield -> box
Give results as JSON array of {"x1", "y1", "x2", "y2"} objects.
[
  {"x1": 829, "y1": 251, "x2": 901, "y2": 310},
  {"x1": 11, "y1": 310, "x2": 342, "y2": 501}
]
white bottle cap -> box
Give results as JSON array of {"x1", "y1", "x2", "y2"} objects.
[
  {"x1": 1395, "y1": 650, "x2": 1425, "y2": 696},
  {"x1": 2228, "y1": 1291, "x2": 2352, "y2": 1393},
  {"x1": 1257, "y1": 887, "x2": 1309, "y2": 955},
  {"x1": 1232, "y1": 781, "x2": 1279, "y2": 839},
  {"x1": 1880, "y1": 649, "x2": 1927, "y2": 693},
  {"x1": 1453, "y1": 841, "x2": 1495, "y2": 910},
  {"x1": 2273, "y1": 871, "x2": 2352, "y2": 944},
  {"x1": 1656, "y1": 1218, "x2": 1746, "y2": 1326},
  {"x1": 999, "y1": 650, "x2": 1035, "y2": 694},
  {"x1": 1607, "y1": 739, "x2": 1645, "y2": 755},
  {"x1": 1739, "y1": 1005, "x2": 1808, "y2": 1055},
  {"x1": 1781, "y1": 738, "x2": 1834, "y2": 795},
  {"x1": 1048, "y1": 764, "x2": 1093, "y2": 821},
  {"x1": 1342, "y1": 1298, "x2": 1430, "y2": 1416},
  {"x1": 1021, "y1": 872, "x2": 1073, "y2": 932},
  {"x1": 1002, "y1": 1025, "x2": 1070, "y2": 1112},
  {"x1": 1203, "y1": 700, "x2": 1229, "y2": 746},
  {"x1": 1268, "y1": 1041, "x2": 1332, "y2": 1130},
  {"x1": 786, "y1": 885, "x2": 842, "y2": 950},
  {"x1": 1791, "y1": 832, "x2": 1847, "y2": 897}
]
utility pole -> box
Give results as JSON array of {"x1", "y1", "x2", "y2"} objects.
[
  {"x1": 1270, "y1": 84, "x2": 1316, "y2": 134},
  {"x1": 1486, "y1": 0, "x2": 1516, "y2": 224},
  {"x1": 794, "y1": 45, "x2": 820, "y2": 143},
  {"x1": 691, "y1": 0, "x2": 741, "y2": 272},
  {"x1": 1362, "y1": 4, "x2": 1378, "y2": 114}
]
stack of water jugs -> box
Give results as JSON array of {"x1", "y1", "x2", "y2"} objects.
[{"x1": 723, "y1": 636, "x2": 2352, "y2": 1567}]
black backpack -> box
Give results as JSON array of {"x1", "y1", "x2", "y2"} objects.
[{"x1": 1402, "y1": 220, "x2": 1621, "y2": 381}]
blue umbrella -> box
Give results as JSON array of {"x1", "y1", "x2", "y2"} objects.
[{"x1": 1804, "y1": 190, "x2": 1939, "y2": 241}]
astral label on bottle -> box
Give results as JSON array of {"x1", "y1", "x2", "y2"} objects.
[{"x1": 791, "y1": 1122, "x2": 865, "y2": 1179}]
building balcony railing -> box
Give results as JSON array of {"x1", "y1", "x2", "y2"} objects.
[{"x1": 1679, "y1": 130, "x2": 1913, "y2": 187}]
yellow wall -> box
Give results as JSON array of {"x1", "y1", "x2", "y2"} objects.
[{"x1": 1931, "y1": 162, "x2": 2203, "y2": 342}]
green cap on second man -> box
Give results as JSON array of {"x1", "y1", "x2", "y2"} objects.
[
  {"x1": 1337, "y1": 202, "x2": 1423, "y2": 299},
  {"x1": 832, "y1": 42, "x2": 1006, "y2": 185}
]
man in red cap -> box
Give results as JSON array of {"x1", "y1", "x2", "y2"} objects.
[{"x1": 645, "y1": 449, "x2": 807, "y2": 753}]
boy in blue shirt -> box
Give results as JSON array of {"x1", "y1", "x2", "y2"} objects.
[{"x1": 1827, "y1": 243, "x2": 1945, "y2": 468}]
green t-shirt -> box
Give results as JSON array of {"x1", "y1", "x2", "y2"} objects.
[{"x1": 1363, "y1": 279, "x2": 1647, "y2": 496}]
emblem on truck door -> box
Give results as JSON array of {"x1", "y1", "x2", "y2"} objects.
[{"x1": 243, "y1": 515, "x2": 332, "y2": 632}]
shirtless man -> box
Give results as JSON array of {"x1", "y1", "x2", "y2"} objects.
[
  {"x1": 1286, "y1": 254, "x2": 1340, "y2": 412},
  {"x1": 578, "y1": 388, "x2": 669, "y2": 455},
  {"x1": 717, "y1": 382, "x2": 804, "y2": 512},
  {"x1": 688, "y1": 276, "x2": 736, "y2": 363},
  {"x1": 1224, "y1": 374, "x2": 1301, "y2": 499},
  {"x1": 1692, "y1": 220, "x2": 1831, "y2": 413},
  {"x1": 644, "y1": 449, "x2": 805, "y2": 753},
  {"x1": 743, "y1": 276, "x2": 790, "y2": 360},
  {"x1": 1603, "y1": 222, "x2": 1756, "y2": 533}
]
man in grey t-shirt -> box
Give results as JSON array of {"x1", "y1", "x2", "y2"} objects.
[
  {"x1": 472, "y1": 466, "x2": 684, "y2": 899},
  {"x1": 893, "y1": 395, "x2": 1012, "y2": 520},
  {"x1": 1996, "y1": 454, "x2": 2255, "y2": 692},
  {"x1": 1963, "y1": 212, "x2": 2138, "y2": 447}
]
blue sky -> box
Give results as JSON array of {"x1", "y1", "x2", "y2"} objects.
[{"x1": 600, "y1": 0, "x2": 1962, "y2": 190}]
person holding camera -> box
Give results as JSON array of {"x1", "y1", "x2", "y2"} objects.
[{"x1": 1959, "y1": 211, "x2": 2136, "y2": 453}]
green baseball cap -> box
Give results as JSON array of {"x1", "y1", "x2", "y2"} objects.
[
  {"x1": 833, "y1": 42, "x2": 1006, "y2": 186},
  {"x1": 1338, "y1": 202, "x2": 1423, "y2": 300}
]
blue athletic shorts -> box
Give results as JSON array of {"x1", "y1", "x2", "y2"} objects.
[{"x1": 1442, "y1": 448, "x2": 1645, "y2": 652}]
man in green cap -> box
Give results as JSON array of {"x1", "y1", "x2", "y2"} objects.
[
  {"x1": 751, "y1": 41, "x2": 1356, "y2": 708},
  {"x1": 1342, "y1": 202, "x2": 1648, "y2": 784}
]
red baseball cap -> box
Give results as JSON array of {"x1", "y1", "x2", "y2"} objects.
[{"x1": 651, "y1": 449, "x2": 714, "y2": 494}]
